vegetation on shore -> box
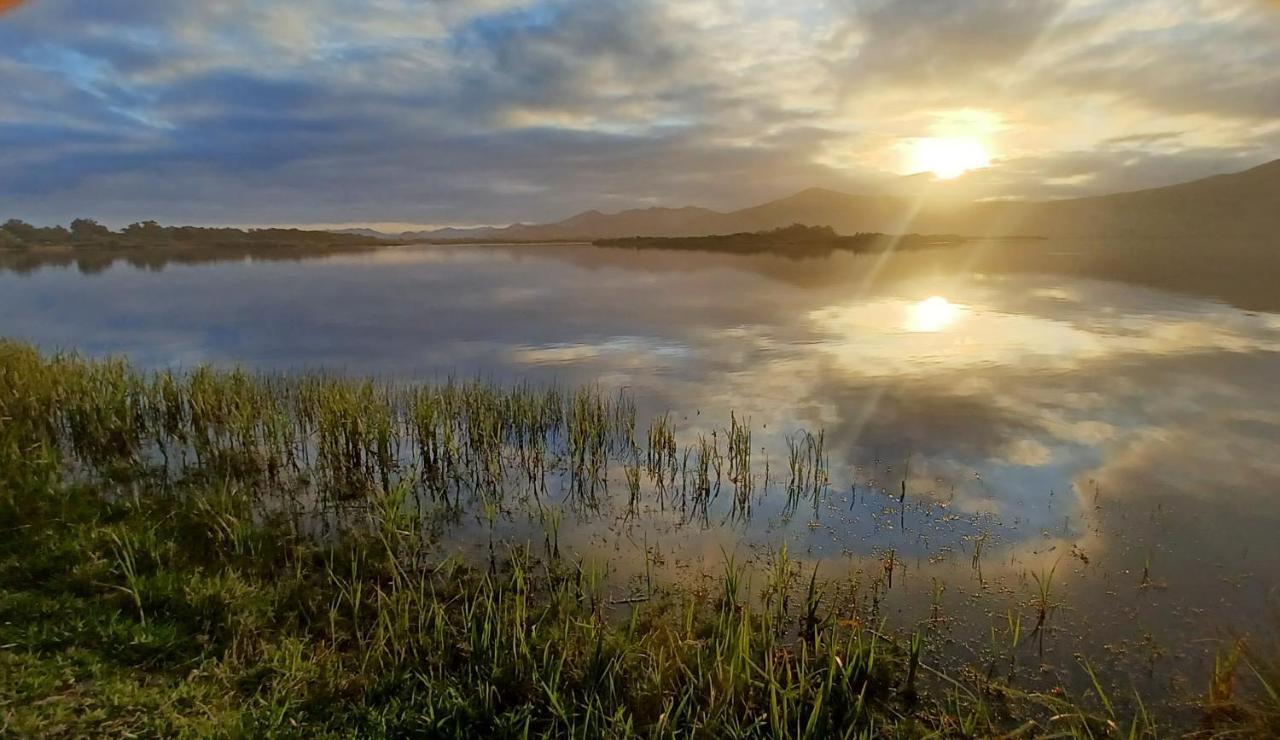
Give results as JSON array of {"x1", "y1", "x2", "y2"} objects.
[
  {"x1": 593, "y1": 224, "x2": 967, "y2": 256},
  {"x1": 1, "y1": 340, "x2": 1276, "y2": 737},
  {"x1": 0, "y1": 218, "x2": 395, "y2": 251}
]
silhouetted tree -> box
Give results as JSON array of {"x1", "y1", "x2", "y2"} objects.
[
  {"x1": 70, "y1": 218, "x2": 113, "y2": 240},
  {"x1": 1, "y1": 218, "x2": 387, "y2": 258},
  {"x1": 3, "y1": 221, "x2": 70, "y2": 244},
  {"x1": 122, "y1": 220, "x2": 167, "y2": 240},
  {"x1": 2, "y1": 218, "x2": 37, "y2": 241},
  {"x1": 42, "y1": 226, "x2": 71, "y2": 241}
]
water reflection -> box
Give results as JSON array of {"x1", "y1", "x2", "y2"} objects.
[
  {"x1": 2, "y1": 240, "x2": 1279, "y2": 701},
  {"x1": 906, "y1": 295, "x2": 960, "y2": 332}
]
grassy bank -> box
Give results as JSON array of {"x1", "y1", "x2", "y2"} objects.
[{"x1": 0, "y1": 340, "x2": 1275, "y2": 737}]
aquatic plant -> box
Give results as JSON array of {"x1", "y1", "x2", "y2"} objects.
[{"x1": 0, "y1": 339, "x2": 1269, "y2": 737}]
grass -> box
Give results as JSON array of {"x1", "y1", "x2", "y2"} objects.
[{"x1": 0, "y1": 339, "x2": 1276, "y2": 736}]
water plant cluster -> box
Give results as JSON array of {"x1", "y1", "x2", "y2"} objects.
[{"x1": 1, "y1": 340, "x2": 1276, "y2": 737}]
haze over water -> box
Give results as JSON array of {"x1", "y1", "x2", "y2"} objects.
[{"x1": 4, "y1": 239, "x2": 1279, "y2": 704}]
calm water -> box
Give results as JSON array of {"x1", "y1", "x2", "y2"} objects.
[{"x1": 4, "y1": 240, "x2": 1279, "y2": 702}]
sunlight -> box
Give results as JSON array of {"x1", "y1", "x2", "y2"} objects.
[
  {"x1": 906, "y1": 295, "x2": 959, "y2": 332},
  {"x1": 908, "y1": 137, "x2": 990, "y2": 179}
]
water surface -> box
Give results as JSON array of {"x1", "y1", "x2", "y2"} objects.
[{"x1": 4, "y1": 240, "x2": 1278, "y2": 704}]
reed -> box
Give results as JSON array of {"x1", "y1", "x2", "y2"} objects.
[
  {"x1": 1029, "y1": 561, "x2": 1059, "y2": 660},
  {"x1": 0, "y1": 340, "x2": 1264, "y2": 737}
]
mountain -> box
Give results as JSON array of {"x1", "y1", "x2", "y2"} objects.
[
  {"x1": 406, "y1": 158, "x2": 1280, "y2": 241},
  {"x1": 332, "y1": 228, "x2": 397, "y2": 239},
  {"x1": 407, "y1": 206, "x2": 737, "y2": 242},
  {"x1": 728, "y1": 188, "x2": 950, "y2": 234},
  {"x1": 963, "y1": 158, "x2": 1280, "y2": 239}
]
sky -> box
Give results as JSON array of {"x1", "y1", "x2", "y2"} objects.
[{"x1": 1, "y1": 0, "x2": 1278, "y2": 229}]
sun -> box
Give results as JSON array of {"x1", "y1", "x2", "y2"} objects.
[{"x1": 908, "y1": 137, "x2": 990, "y2": 179}]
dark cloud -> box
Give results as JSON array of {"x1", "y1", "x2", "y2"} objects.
[
  {"x1": 1100, "y1": 131, "x2": 1183, "y2": 147},
  {"x1": 831, "y1": 0, "x2": 1067, "y2": 88},
  {"x1": 452, "y1": 0, "x2": 689, "y2": 118}
]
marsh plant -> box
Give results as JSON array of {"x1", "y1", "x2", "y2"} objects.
[{"x1": 0, "y1": 340, "x2": 1273, "y2": 737}]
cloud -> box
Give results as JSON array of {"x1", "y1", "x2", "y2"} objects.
[
  {"x1": 831, "y1": 0, "x2": 1068, "y2": 89},
  {"x1": 0, "y1": 0, "x2": 1277, "y2": 225},
  {"x1": 1038, "y1": 0, "x2": 1280, "y2": 122}
]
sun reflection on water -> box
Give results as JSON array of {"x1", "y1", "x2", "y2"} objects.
[{"x1": 906, "y1": 295, "x2": 960, "y2": 332}]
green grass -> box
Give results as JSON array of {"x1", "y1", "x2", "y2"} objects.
[{"x1": 1, "y1": 339, "x2": 1275, "y2": 737}]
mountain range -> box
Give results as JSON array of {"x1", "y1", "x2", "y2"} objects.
[{"x1": 359, "y1": 159, "x2": 1280, "y2": 242}]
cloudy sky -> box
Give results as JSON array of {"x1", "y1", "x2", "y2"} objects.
[{"x1": 2, "y1": 0, "x2": 1278, "y2": 229}]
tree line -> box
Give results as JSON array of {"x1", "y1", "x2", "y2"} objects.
[
  {"x1": 1, "y1": 218, "x2": 387, "y2": 249},
  {"x1": 594, "y1": 223, "x2": 967, "y2": 255}
]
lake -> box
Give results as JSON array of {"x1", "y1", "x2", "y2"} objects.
[{"x1": 3, "y1": 239, "x2": 1278, "y2": 708}]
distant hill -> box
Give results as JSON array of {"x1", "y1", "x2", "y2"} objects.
[
  {"x1": 396, "y1": 158, "x2": 1280, "y2": 242},
  {"x1": 959, "y1": 158, "x2": 1280, "y2": 239},
  {"x1": 332, "y1": 228, "x2": 397, "y2": 240}
]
